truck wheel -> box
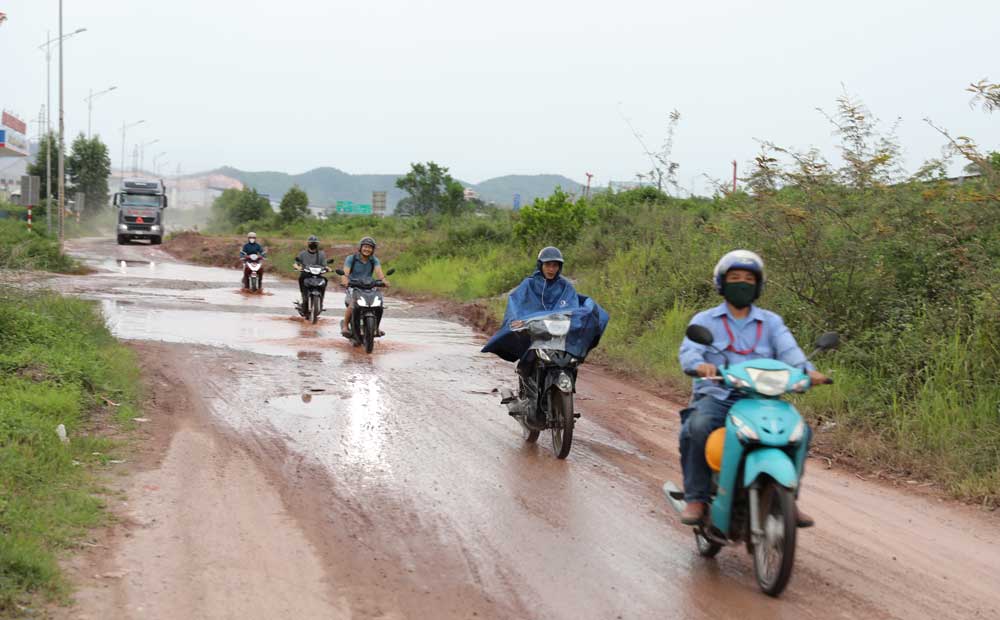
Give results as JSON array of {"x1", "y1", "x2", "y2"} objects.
[
  {"x1": 117, "y1": 235, "x2": 128, "y2": 245},
  {"x1": 150, "y1": 236, "x2": 162, "y2": 245}
]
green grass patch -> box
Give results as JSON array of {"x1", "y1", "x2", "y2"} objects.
[
  {"x1": 0, "y1": 219, "x2": 78, "y2": 273},
  {"x1": 0, "y1": 287, "x2": 141, "y2": 611}
]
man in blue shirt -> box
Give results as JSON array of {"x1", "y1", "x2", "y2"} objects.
[
  {"x1": 239, "y1": 232, "x2": 266, "y2": 289},
  {"x1": 677, "y1": 250, "x2": 827, "y2": 526}
]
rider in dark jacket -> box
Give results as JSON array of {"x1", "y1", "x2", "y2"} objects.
[
  {"x1": 239, "y1": 232, "x2": 266, "y2": 289},
  {"x1": 294, "y1": 235, "x2": 327, "y2": 307}
]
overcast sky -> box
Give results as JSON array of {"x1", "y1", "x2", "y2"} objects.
[{"x1": 2, "y1": 0, "x2": 997, "y2": 191}]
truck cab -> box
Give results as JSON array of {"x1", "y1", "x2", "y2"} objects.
[{"x1": 114, "y1": 178, "x2": 168, "y2": 245}]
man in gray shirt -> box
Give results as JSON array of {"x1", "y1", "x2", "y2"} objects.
[{"x1": 293, "y1": 235, "x2": 327, "y2": 308}]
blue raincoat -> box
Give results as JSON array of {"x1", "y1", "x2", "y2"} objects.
[{"x1": 482, "y1": 271, "x2": 609, "y2": 362}]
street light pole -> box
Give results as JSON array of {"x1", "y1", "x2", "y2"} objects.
[
  {"x1": 39, "y1": 27, "x2": 85, "y2": 232},
  {"x1": 119, "y1": 119, "x2": 145, "y2": 181},
  {"x1": 85, "y1": 85, "x2": 117, "y2": 138},
  {"x1": 139, "y1": 139, "x2": 159, "y2": 174}
]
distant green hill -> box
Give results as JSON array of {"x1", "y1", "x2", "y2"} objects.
[{"x1": 214, "y1": 166, "x2": 583, "y2": 211}]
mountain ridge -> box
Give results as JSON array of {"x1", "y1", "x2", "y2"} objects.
[{"x1": 213, "y1": 166, "x2": 584, "y2": 210}]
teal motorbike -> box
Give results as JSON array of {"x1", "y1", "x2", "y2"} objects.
[{"x1": 663, "y1": 325, "x2": 838, "y2": 597}]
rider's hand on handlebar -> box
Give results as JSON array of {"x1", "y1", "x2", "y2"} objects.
[
  {"x1": 510, "y1": 320, "x2": 525, "y2": 329},
  {"x1": 696, "y1": 363, "x2": 719, "y2": 378},
  {"x1": 807, "y1": 370, "x2": 832, "y2": 385}
]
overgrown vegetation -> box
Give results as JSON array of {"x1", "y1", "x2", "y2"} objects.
[
  {"x1": 0, "y1": 218, "x2": 77, "y2": 272},
  {"x1": 0, "y1": 287, "x2": 141, "y2": 611}
]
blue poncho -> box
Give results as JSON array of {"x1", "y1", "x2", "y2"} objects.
[{"x1": 481, "y1": 271, "x2": 609, "y2": 362}]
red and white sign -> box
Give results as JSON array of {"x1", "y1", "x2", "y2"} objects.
[{"x1": 2, "y1": 112, "x2": 26, "y2": 134}]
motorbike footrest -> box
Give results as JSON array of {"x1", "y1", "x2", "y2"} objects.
[{"x1": 499, "y1": 388, "x2": 516, "y2": 404}]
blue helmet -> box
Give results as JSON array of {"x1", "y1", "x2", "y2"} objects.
[{"x1": 713, "y1": 250, "x2": 765, "y2": 298}]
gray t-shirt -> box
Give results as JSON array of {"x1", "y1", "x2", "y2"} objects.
[{"x1": 295, "y1": 249, "x2": 327, "y2": 267}]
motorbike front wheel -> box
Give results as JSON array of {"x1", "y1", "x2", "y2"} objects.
[
  {"x1": 310, "y1": 297, "x2": 320, "y2": 324},
  {"x1": 752, "y1": 481, "x2": 797, "y2": 597},
  {"x1": 549, "y1": 389, "x2": 574, "y2": 459},
  {"x1": 363, "y1": 315, "x2": 376, "y2": 353},
  {"x1": 250, "y1": 275, "x2": 258, "y2": 292}
]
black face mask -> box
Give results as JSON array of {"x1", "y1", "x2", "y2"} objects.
[
  {"x1": 308, "y1": 244, "x2": 318, "y2": 252},
  {"x1": 723, "y1": 282, "x2": 756, "y2": 309}
]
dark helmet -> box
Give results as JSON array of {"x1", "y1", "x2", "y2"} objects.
[
  {"x1": 359, "y1": 236, "x2": 376, "y2": 251},
  {"x1": 536, "y1": 246, "x2": 564, "y2": 275},
  {"x1": 307, "y1": 235, "x2": 319, "y2": 251}
]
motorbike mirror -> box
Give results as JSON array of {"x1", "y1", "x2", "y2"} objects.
[
  {"x1": 334, "y1": 268, "x2": 345, "y2": 276},
  {"x1": 385, "y1": 268, "x2": 396, "y2": 276},
  {"x1": 327, "y1": 258, "x2": 336, "y2": 264},
  {"x1": 685, "y1": 325, "x2": 714, "y2": 346},
  {"x1": 815, "y1": 331, "x2": 840, "y2": 351}
]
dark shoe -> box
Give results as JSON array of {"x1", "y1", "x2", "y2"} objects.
[
  {"x1": 680, "y1": 501, "x2": 707, "y2": 525},
  {"x1": 377, "y1": 330, "x2": 385, "y2": 337},
  {"x1": 796, "y1": 509, "x2": 815, "y2": 528}
]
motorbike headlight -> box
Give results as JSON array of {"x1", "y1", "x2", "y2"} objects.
[
  {"x1": 355, "y1": 296, "x2": 368, "y2": 307},
  {"x1": 371, "y1": 296, "x2": 382, "y2": 307},
  {"x1": 788, "y1": 420, "x2": 806, "y2": 443},
  {"x1": 536, "y1": 349, "x2": 552, "y2": 362},
  {"x1": 746, "y1": 368, "x2": 791, "y2": 396},
  {"x1": 731, "y1": 415, "x2": 759, "y2": 442},
  {"x1": 542, "y1": 318, "x2": 571, "y2": 336}
]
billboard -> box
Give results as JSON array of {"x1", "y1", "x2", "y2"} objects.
[{"x1": 0, "y1": 111, "x2": 28, "y2": 157}]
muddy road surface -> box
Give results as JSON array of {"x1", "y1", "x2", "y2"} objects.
[{"x1": 51, "y1": 238, "x2": 1000, "y2": 620}]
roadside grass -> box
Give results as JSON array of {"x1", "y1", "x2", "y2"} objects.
[
  {"x1": 0, "y1": 287, "x2": 140, "y2": 612},
  {"x1": 0, "y1": 220, "x2": 78, "y2": 272}
]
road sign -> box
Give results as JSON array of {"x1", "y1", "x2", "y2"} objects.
[
  {"x1": 20, "y1": 175, "x2": 40, "y2": 206},
  {"x1": 335, "y1": 200, "x2": 373, "y2": 215}
]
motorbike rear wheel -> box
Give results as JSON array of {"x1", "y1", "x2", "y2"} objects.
[
  {"x1": 752, "y1": 481, "x2": 797, "y2": 597},
  {"x1": 549, "y1": 390, "x2": 574, "y2": 459},
  {"x1": 363, "y1": 315, "x2": 376, "y2": 353}
]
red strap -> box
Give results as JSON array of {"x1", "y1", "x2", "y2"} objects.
[{"x1": 721, "y1": 315, "x2": 762, "y2": 355}]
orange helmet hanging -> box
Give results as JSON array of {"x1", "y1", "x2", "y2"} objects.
[{"x1": 705, "y1": 428, "x2": 726, "y2": 472}]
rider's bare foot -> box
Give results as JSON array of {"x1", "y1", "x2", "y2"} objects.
[{"x1": 680, "y1": 501, "x2": 706, "y2": 525}]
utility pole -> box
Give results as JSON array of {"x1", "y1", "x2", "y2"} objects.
[
  {"x1": 57, "y1": 0, "x2": 65, "y2": 248},
  {"x1": 584, "y1": 172, "x2": 594, "y2": 199},
  {"x1": 732, "y1": 160, "x2": 738, "y2": 194}
]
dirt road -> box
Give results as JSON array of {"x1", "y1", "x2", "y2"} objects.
[{"x1": 51, "y1": 238, "x2": 1000, "y2": 620}]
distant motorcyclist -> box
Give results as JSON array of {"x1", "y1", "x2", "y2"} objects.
[
  {"x1": 341, "y1": 236, "x2": 388, "y2": 336},
  {"x1": 677, "y1": 250, "x2": 827, "y2": 527},
  {"x1": 293, "y1": 235, "x2": 327, "y2": 308},
  {"x1": 239, "y1": 232, "x2": 266, "y2": 289}
]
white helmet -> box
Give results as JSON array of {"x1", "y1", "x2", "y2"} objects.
[
  {"x1": 713, "y1": 250, "x2": 765, "y2": 297},
  {"x1": 247, "y1": 232, "x2": 257, "y2": 240}
]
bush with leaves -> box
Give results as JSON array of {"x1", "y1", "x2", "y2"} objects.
[{"x1": 513, "y1": 188, "x2": 595, "y2": 247}]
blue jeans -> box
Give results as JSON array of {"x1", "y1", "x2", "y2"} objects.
[{"x1": 679, "y1": 393, "x2": 740, "y2": 503}]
